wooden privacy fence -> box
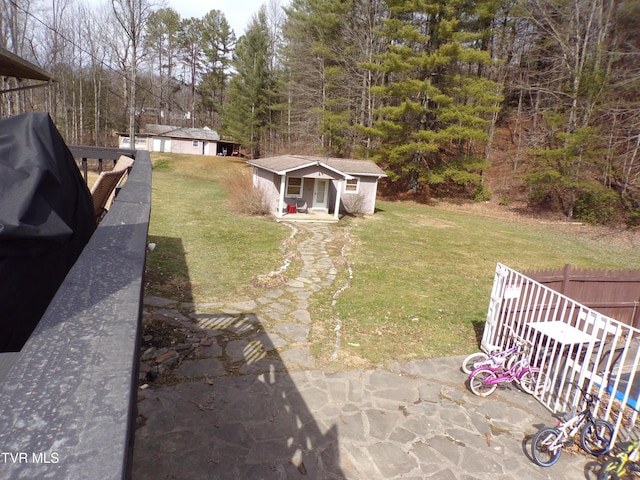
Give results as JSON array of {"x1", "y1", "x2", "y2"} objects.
[
  {"x1": 482, "y1": 263, "x2": 640, "y2": 447},
  {"x1": 523, "y1": 264, "x2": 640, "y2": 329}
]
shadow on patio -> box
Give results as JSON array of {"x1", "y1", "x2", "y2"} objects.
[
  {"x1": 132, "y1": 235, "x2": 344, "y2": 479},
  {"x1": 132, "y1": 310, "x2": 344, "y2": 479}
]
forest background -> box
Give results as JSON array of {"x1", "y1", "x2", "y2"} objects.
[{"x1": 2, "y1": 0, "x2": 639, "y2": 226}]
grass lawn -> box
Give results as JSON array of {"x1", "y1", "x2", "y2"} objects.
[
  {"x1": 145, "y1": 153, "x2": 290, "y2": 303},
  {"x1": 321, "y1": 201, "x2": 640, "y2": 366},
  {"x1": 145, "y1": 153, "x2": 640, "y2": 367}
]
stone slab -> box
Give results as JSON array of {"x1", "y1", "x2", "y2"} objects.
[{"x1": 175, "y1": 358, "x2": 226, "y2": 378}]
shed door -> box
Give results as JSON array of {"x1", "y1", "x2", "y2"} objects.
[{"x1": 313, "y1": 179, "x2": 328, "y2": 211}]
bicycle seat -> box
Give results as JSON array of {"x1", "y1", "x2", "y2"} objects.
[{"x1": 553, "y1": 412, "x2": 571, "y2": 422}]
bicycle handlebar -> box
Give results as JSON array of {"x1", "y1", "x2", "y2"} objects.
[
  {"x1": 504, "y1": 325, "x2": 532, "y2": 348},
  {"x1": 568, "y1": 381, "x2": 598, "y2": 405}
]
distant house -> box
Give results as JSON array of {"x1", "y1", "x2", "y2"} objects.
[
  {"x1": 118, "y1": 124, "x2": 238, "y2": 156},
  {"x1": 248, "y1": 155, "x2": 387, "y2": 221}
]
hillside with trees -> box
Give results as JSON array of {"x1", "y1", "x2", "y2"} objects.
[{"x1": 1, "y1": 0, "x2": 639, "y2": 225}]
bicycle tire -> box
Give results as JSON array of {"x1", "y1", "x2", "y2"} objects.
[
  {"x1": 469, "y1": 368, "x2": 498, "y2": 397},
  {"x1": 537, "y1": 370, "x2": 552, "y2": 395},
  {"x1": 462, "y1": 352, "x2": 489, "y2": 374},
  {"x1": 581, "y1": 419, "x2": 614, "y2": 456},
  {"x1": 598, "y1": 458, "x2": 622, "y2": 480},
  {"x1": 531, "y1": 427, "x2": 562, "y2": 467},
  {"x1": 505, "y1": 351, "x2": 519, "y2": 371},
  {"x1": 518, "y1": 368, "x2": 550, "y2": 396},
  {"x1": 518, "y1": 368, "x2": 537, "y2": 395}
]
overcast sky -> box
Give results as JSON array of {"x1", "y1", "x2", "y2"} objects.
[
  {"x1": 158, "y1": 0, "x2": 266, "y2": 36},
  {"x1": 83, "y1": 0, "x2": 269, "y2": 36}
]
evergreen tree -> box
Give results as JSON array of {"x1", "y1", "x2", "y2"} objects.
[
  {"x1": 282, "y1": 0, "x2": 350, "y2": 155},
  {"x1": 514, "y1": 0, "x2": 626, "y2": 219},
  {"x1": 222, "y1": 8, "x2": 275, "y2": 158},
  {"x1": 282, "y1": 0, "x2": 386, "y2": 157},
  {"x1": 145, "y1": 8, "x2": 182, "y2": 123},
  {"x1": 178, "y1": 17, "x2": 204, "y2": 127},
  {"x1": 198, "y1": 10, "x2": 235, "y2": 129},
  {"x1": 362, "y1": 0, "x2": 503, "y2": 197},
  {"x1": 523, "y1": 116, "x2": 608, "y2": 220}
]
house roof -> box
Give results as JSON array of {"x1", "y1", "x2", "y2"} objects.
[
  {"x1": 143, "y1": 124, "x2": 220, "y2": 141},
  {"x1": 248, "y1": 155, "x2": 387, "y2": 178}
]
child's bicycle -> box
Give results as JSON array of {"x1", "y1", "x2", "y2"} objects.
[
  {"x1": 467, "y1": 339, "x2": 547, "y2": 397},
  {"x1": 531, "y1": 383, "x2": 614, "y2": 467},
  {"x1": 598, "y1": 429, "x2": 640, "y2": 479},
  {"x1": 461, "y1": 342, "x2": 523, "y2": 374},
  {"x1": 461, "y1": 328, "x2": 527, "y2": 374}
]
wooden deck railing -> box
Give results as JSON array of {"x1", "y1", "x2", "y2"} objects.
[
  {"x1": 0, "y1": 147, "x2": 151, "y2": 479},
  {"x1": 70, "y1": 145, "x2": 136, "y2": 182}
]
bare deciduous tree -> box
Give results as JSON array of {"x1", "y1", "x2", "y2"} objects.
[{"x1": 111, "y1": 0, "x2": 156, "y2": 144}]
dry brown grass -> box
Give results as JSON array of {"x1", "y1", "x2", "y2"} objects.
[{"x1": 224, "y1": 170, "x2": 271, "y2": 216}]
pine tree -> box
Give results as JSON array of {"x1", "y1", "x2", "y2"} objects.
[
  {"x1": 282, "y1": 0, "x2": 388, "y2": 157},
  {"x1": 145, "y1": 8, "x2": 182, "y2": 124},
  {"x1": 198, "y1": 10, "x2": 235, "y2": 129},
  {"x1": 222, "y1": 8, "x2": 275, "y2": 158},
  {"x1": 178, "y1": 17, "x2": 204, "y2": 127},
  {"x1": 282, "y1": 0, "x2": 350, "y2": 155},
  {"x1": 362, "y1": 0, "x2": 503, "y2": 197}
]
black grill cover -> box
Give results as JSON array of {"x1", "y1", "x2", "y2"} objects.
[{"x1": 0, "y1": 112, "x2": 96, "y2": 351}]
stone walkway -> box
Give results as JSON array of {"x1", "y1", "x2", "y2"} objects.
[
  {"x1": 136, "y1": 223, "x2": 338, "y2": 380},
  {"x1": 132, "y1": 223, "x2": 597, "y2": 479}
]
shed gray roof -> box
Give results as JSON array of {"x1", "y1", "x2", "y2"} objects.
[
  {"x1": 248, "y1": 155, "x2": 387, "y2": 178},
  {"x1": 143, "y1": 124, "x2": 220, "y2": 141}
]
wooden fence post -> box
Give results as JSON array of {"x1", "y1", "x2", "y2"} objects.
[{"x1": 561, "y1": 263, "x2": 572, "y2": 295}]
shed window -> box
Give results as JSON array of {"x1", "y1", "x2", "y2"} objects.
[
  {"x1": 345, "y1": 178, "x2": 360, "y2": 194},
  {"x1": 192, "y1": 140, "x2": 199, "y2": 147},
  {"x1": 286, "y1": 177, "x2": 303, "y2": 197}
]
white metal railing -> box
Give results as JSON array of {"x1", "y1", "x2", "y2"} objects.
[{"x1": 482, "y1": 263, "x2": 640, "y2": 446}]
